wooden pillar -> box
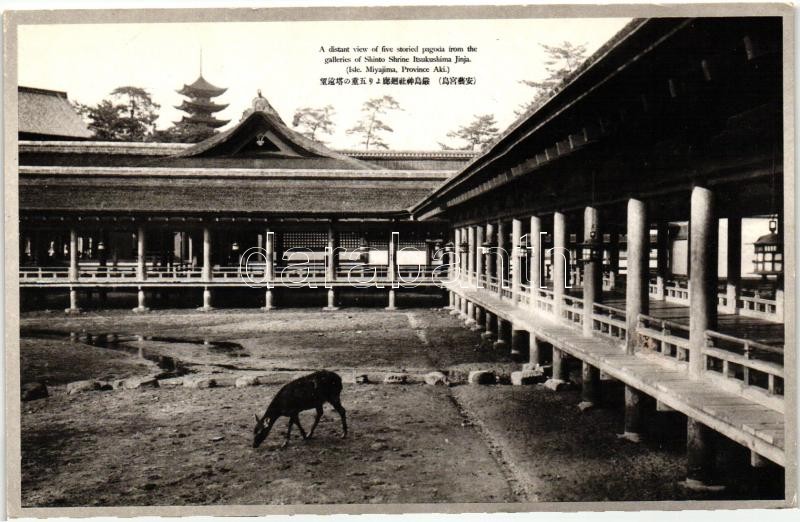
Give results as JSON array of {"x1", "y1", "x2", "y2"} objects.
[
  {"x1": 551, "y1": 348, "x2": 568, "y2": 381},
  {"x1": 529, "y1": 334, "x2": 541, "y2": 366},
  {"x1": 511, "y1": 218, "x2": 522, "y2": 304},
  {"x1": 553, "y1": 212, "x2": 566, "y2": 319},
  {"x1": 608, "y1": 230, "x2": 620, "y2": 290},
  {"x1": 199, "y1": 286, "x2": 213, "y2": 311},
  {"x1": 493, "y1": 318, "x2": 510, "y2": 351},
  {"x1": 326, "y1": 222, "x2": 338, "y2": 282},
  {"x1": 202, "y1": 226, "x2": 212, "y2": 282},
  {"x1": 619, "y1": 385, "x2": 643, "y2": 442},
  {"x1": 459, "y1": 227, "x2": 468, "y2": 280},
  {"x1": 451, "y1": 293, "x2": 462, "y2": 316},
  {"x1": 655, "y1": 221, "x2": 669, "y2": 299},
  {"x1": 625, "y1": 199, "x2": 648, "y2": 354},
  {"x1": 726, "y1": 216, "x2": 741, "y2": 314},
  {"x1": 530, "y1": 216, "x2": 542, "y2": 292},
  {"x1": 467, "y1": 226, "x2": 476, "y2": 282},
  {"x1": 262, "y1": 228, "x2": 275, "y2": 311},
  {"x1": 465, "y1": 300, "x2": 475, "y2": 325},
  {"x1": 133, "y1": 286, "x2": 149, "y2": 313},
  {"x1": 583, "y1": 207, "x2": 600, "y2": 337},
  {"x1": 684, "y1": 418, "x2": 724, "y2": 491},
  {"x1": 485, "y1": 222, "x2": 495, "y2": 280},
  {"x1": 475, "y1": 225, "x2": 484, "y2": 287},
  {"x1": 386, "y1": 230, "x2": 398, "y2": 310},
  {"x1": 454, "y1": 228, "x2": 462, "y2": 278},
  {"x1": 689, "y1": 186, "x2": 717, "y2": 378},
  {"x1": 69, "y1": 228, "x2": 79, "y2": 282},
  {"x1": 510, "y1": 327, "x2": 525, "y2": 359},
  {"x1": 578, "y1": 361, "x2": 600, "y2": 411},
  {"x1": 65, "y1": 287, "x2": 81, "y2": 314},
  {"x1": 473, "y1": 306, "x2": 485, "y2": 330},
  {"x1": 496, "y1": 220, "x2": 506, "y2": 292},
  {"x1": 136, "y1": 225, "x2": 146, "y2": 281}
]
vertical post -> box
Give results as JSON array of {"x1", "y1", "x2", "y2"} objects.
[
  {"x1": 485, "y1": 222, "x2": 495, "y2": 281},
  {"x1": 65, "y1": 287, "x2": 81, "y2": 314},
  {"x1": 530, "y1": 215, "x2": 542, "y2": 294},
  {"x1": 460, "y1": 296, "x2": 468, "y2": 318},
  {"x1": 726, "y1": 216, "x2": 741, "y2": 314},
  {"x1": 655, "y1": 221, "x2": 669, "y2": 299},
  {"x1": 465, "y1": 301, "x2": 475, "y2": 325},
  {"x1": 551, "y1": 348, "x2": 567, "y2": 381},
  {"x1": 553, "y1": 212, "x2": 566, "y2": 319},
  {"x1": 473, "y1": 306, "x2": 485, "y2": 330},
  {"x1": 482, "y1": 311, "x2": 496, "y2": 341},
  {"x1": 451, "y1": 293, "x2": 462, "y2": 316},
  {"x1": 578, "y1": 362, "x2": 600, "y2": 411},
  {"x1": 459, "y1": 227, "x2": 468, "y2": 281},
  {"x1": 625, "y1": 199, "x2": 648, "y2": 354},
  {"x1": 510, "y1": 327, "x2": 525, "y2": 360},
  {"x1": 69, "y1": 228, "x2": 79, "y2": 282},
  {"x1": 136, "y1": 225, "x2": 146, "y2": 281},
  {"x1": 496, "y1": 220, "x2": 506, "y2": 293},
  {"x1": 327, "y1": 222, "x2": 338, "y2": 282},
  {"x1": 475, "y1": 225, "x2": 484, "y2": 287},
  {"x1": 200, "y1": 286, "x2": 213, "y2": 311},
  {"x1": 133, "y1": 286, "x2": 149, "y2": 313},
  {"x1": 511, "y1": 218, "x2": 522, "y2": 304},
  {"x1": 689, "y1": 186, "x2": 717, "y2": 378},
  {"x1": 202, "y1": 226, "x2": 212, "y2": 282},
  {"x1": 386, "y1": 230, "x2": 398, "y2": 310},
  {"x1": 493, "y1": 318, "x2": 510, "y2": 351},
  {"x1": 529, "y1": 334, "x2": 541, "y2": 366},
  {"x1": 608, "y1": 230, "x2": 620, "y2": 290},
  {"x1": 467, "y1": 226, "x2": 476, "y2": 282},
  {"x1": 583, "y1": 207, "x2": 600, "y2": 337},
  {"x1": 262, "y1": 228, "x2": 275, "y2": 310},
  {"x1": 683, "y1": 418, "x2": 724, "y2": 491},
  {"x1": 453, "y1": 228, "x2": 462, "y2": 279},
  {"x1": 619, "y1": 385, "x2": 643, "y2": 442}
]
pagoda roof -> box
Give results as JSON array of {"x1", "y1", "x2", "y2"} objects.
[
  {"x1": 175, "y1": 99, "x2": 228, "y2": 113},
  {"x1": 174, "y1": 115, "x2": 230, "y2": 129},
  {"x1": 177, "y1": 75, "x2": 227, "y2": 97}
]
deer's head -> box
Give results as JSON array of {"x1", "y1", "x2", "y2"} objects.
[{"x1": 253, "y1": 413, "x2": 270, "y2": 448}]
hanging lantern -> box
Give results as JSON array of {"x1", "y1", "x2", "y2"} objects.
[
  {"x1": 479, "y1": 240, "x2": 495, "y2": 255},
  {"x1": 752, "y1": 218, "x2": 782, "y2": 277},
  {"x1": 459, "y1": 241, "x2": 469, "y2": 254},
  {"x1": 231, "y1": 242, "x2": 240, "y2": 252},
  {"x1": 443, "y1": 241, "x2": 455, "y2": 254},
  {"x1": 357, "y1": 237, "x2": 369, "y2": 252},
  {"x1": 97, "y1": 241, "x2": 105, "y2": 252},
  {"x1": 578, "y1": 229, "x2": 602, "y2": 264}
]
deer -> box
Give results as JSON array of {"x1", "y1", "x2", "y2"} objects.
[{"x1": 252, "y1": 370, "x2": 348, "y2": 449}]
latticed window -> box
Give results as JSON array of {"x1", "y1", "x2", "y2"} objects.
[
  {"x1": 339, "y1": 232, "x2": 361, "y2": 250},
  {"x1": 281, "y1": 232, "x2": 327, "y2": 250}
]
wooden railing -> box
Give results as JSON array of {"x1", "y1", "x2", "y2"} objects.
[
  {"x1": 499, "y1": 278, "x2": 513, "y2": 300},
  {"x1": 739, "y1": 290, "x2": 783, "y2": 322},
  {"x1": 519, "y1": 284, "x2": 531, "y2": 305},
  {"x1": 703, "y1": 330, "x2": 784, "y2": 411},
  {"x1": 636, "y1": 313, "x2": 691, "y2": 364},
  {"x1": 591, "y1": 302, "x2": 627, "y2": 345},
  {"x1": 534, "y1": 288, "x2": 555, "y2": 314},
  {"x1": 561, "y1": 294, "x2": 584, "y2": 325},
  {"x1": 664, "y1": 279, "x2": 690, "y2": 304}
]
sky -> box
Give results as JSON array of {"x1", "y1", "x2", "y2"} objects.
[{"x1": 18, "y1": 17, "x2": 630, "y2": 150}]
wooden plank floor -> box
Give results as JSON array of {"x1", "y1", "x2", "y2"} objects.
[{"x1": 448, "y1": 283, "x2": 786, "y2": 467}]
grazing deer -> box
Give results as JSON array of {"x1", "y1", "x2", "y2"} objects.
[{"x1": 253, "y1": 370, "x2": 348, "y2": 448}]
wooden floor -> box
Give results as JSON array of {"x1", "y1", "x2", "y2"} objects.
[
  {"x1": 601, "y1": 293, "x2": 785, "y2": 346},
  {"x1": 448, "y1": 283, "x2": 786, "y2": 467}
]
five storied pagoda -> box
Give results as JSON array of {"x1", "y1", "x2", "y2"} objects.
[{"x1": 174, "y1": 67, "x2": 230, "y2": 130}]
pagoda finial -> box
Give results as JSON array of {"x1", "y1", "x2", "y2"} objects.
[{"x1": 199, "y1": 48, "x2": 203, "y2": 77}]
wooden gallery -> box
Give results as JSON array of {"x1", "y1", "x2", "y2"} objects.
[{"x1": 17, "y1": 18, "x2": 789, "y2": 490}]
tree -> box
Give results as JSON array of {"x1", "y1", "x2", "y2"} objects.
[
  {"x1": 442, "y1": 114, "x2": 500, "y2": 150},
  {"x1": 150, "y1": 123, "x2": 217, "y2": 143},
  {"x1": 517, "y1": 41, "x2": 588, "y2": 114},
  {"x1": 346, "y1": 96, "x2": 402, "y2": 150},
  {"x1": 292, "y1": 105, "x2": 335, "y2": 142},
  {"x1": 78, "y1": 86, "x2": 160, "y2": 141}
]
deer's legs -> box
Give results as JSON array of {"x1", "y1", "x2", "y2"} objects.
[
  {"x1": 330, "y1": 397, "x2": 348, "y2": 438},
  {"x1": 307, "y1": 406, "x2": 324, "y2": 439},
  {"x1": 281, "y1": 417, "x2": 294, "y2": 448},
  {"x1": 293, "y1": 414, "x2": 308, "y2": 440}
]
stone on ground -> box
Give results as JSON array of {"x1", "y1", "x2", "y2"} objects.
[
  {"x1": 543, "y1": 378, "x2": 568, "y2": 391},
  {"x1": 122, "y1": 376, "x2": 160, "y2": 390},
  {"x1": 468, "y1": 370, "x2": 496, "y2": 385},
  {"x1": 21, "y1": 382, "x2": 48, "y2": 401},
  {"x1": 183, "y1": 377, "x2": 217, "y2": 389},
  {"x1": 423, "y1": 371, "x2": 448, "y2": 386},
  {"x1": 383, "y1": 373, "x2": 408, "y2": 385},
  {"x1": 510, "y1": 369, "x2": 546, "y2": 385},
  {"x1": 235, "y1": 375, "x2": 258, "y2": 387},
  {"x1": 66, "y1": 380, "x2": 104, "y2": 395}
]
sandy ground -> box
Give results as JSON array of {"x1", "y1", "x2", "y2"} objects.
[{"x1": 18, "y1": 307, "x2": 783, "y2": 507}]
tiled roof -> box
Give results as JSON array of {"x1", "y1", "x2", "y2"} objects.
[{"x1": 18, "y1": 86, "x2": 92, "y2": 139}]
